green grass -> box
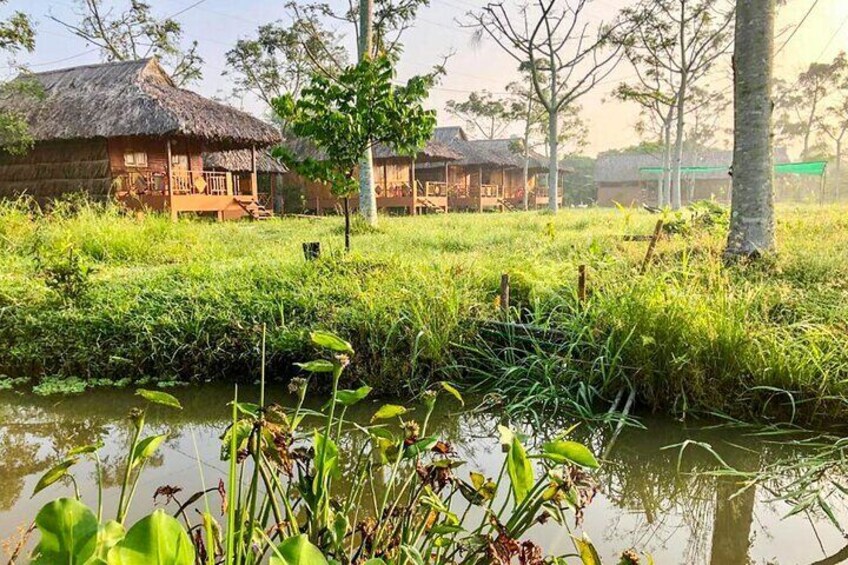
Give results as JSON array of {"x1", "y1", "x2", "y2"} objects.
[{"x1": 2, "y1": 197, "x2": 848, "y2": 423}]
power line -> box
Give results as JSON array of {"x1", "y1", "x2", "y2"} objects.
[
  {"x1": 775, "y1": 0, "x2": 820, "y2": 55},
  {"x1": 815, "y1": 12, "x2": 848, "y2": 61}
]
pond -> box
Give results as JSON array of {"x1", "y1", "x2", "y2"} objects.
[{"x1": 0, "y1": 384, "x2": 846, "y2": 564}]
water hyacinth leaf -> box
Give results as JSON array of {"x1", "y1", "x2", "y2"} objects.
[
  {"x1": 335, "y1": 385, "x2": 372, "y2": 406},
  {"x1": 130, "y1": 434, "x2": 168, "y2": 469},
  {"x1": 136, "y1": 389, "x2": 182, "y2": 410},
  {"x1": 295, "y1": 360, "x2": 336, "y2": 373},
  {"x1": 32, "y1": 498, "x2": 98, "y2": 565},
  {"x1": 507, "y1": 435, "x2": 533, "y2": 505},
  {"x1": 541, "y1": 440, "x2": 600, "y2": 469},
  {"x1": 231, "y1": 402, "x2": 260, "y2": 417},
  {"x1": 371, "y1": 404, "x2": 407, "y2": 422},
  {"x1": 220, "y1": 419, "x2": 252, "y2": 460},
  {"x1": 32, "y1": 458, "x2": 78, "y2": 497},
  {"x1": 573, "y1": 535, "x2": 601, "y2": 565},
  {"x1": 310, "y1": 331, "x2": 354, "y2": 354},
  {"x1": 68, "y1": 442, "x2": 103, "y2": 456},
  {"x1": 94, "y1": 521, "x2": 126, "y2": 561},
  {"x1": 403, "y1": 436, "x2": 438, "y2": 459},
  {"x1": 107, "y1": 510, "x2": 194, "y2": 564},
  {"x1": 270, "y1": 534, "x2": 328, "y2": 565},
  {"x1": 439, "y1": 381, "x2": 464, "y2": 406},
  {"x1": 430, "y1": 523, "x2": 464, "y2": 535}
]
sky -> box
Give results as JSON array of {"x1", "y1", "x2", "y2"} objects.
[{"x1": 4, "y1": 0, "x2": 848, "y2": 157}]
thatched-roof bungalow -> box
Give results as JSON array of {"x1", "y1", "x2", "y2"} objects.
[
  {"x1": 280, "y1": 138, "x2": 461, "y2": 215},
  {"x1": 0, "y1": 58, "x2": 280, "y2": 220},
  {"x1": 203, "y1": 149, "x2": 287, "y2": 213}
]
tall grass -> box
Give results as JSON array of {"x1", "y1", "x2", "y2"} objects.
[{"x1": 2, "y1": 196, "x2": 848, "y2": 422}]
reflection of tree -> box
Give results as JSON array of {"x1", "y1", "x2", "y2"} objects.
[{"x1": 708, "y1": 476, "x2": 755, "y2": 565}]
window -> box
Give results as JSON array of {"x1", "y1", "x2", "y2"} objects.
[
  {"x1": 171, "y1": 154, "x2": 188, "y2": 169},
  {"x1": 124, "y1": 151, "x2": 148, "y2": 168}
]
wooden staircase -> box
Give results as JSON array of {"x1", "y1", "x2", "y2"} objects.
[
  {"x1": 420, "y1": 198, "x2": 447, "y2": 213},
  {"x1": 237, "y1": 200, "x2": 274, "y2": 220},
  {"x1": 499, "y1": 198, "x2": 516, "y2": 212}
]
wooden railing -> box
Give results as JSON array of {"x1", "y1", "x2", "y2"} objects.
[
  {"x1": 376, "y1": 181, "x2": 413, "y2": 198},
  {"x1": 448, "y1": 184, "x2": 504, "y2": 199},
  {"x1": 115, "y1": 170, "x2": 234, "y2": 196},
  {"x1": 171, "y1": 171, "x2": 231, "y2": 195}
]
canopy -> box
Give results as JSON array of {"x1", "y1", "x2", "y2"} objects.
[{"x1": 639, "y1": 161, "x2": 828, "y2": 178}]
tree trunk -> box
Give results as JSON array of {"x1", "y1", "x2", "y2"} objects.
[
  {"x1": 343, "y1": 196, "x2": 351, "y2": 252},
  {"x1": 661, "y1": 120, "x2": 673, "y2": 207},
  {"x1": 836, "y1": 139, "x2": 842, "y2": 201},
  {"x1": 547, "y1": 110, "x2": 559, "y2": 212},
  {"x1": 357, "y1": 0, "x2": 378, "y2": 226},
  {"x1": 725, "y1": 0, "x2": 777, "y2": 258},
  {"x1": 522, "y1": 95, "x2": 533, "y2": 211},
  {"x1": 672, "y1": 74, "x2": 688, "y2": 210}
]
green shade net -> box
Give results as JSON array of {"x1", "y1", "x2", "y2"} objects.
[{"x1": 639, "y1": 161, "x2": 828, "y2": 177}]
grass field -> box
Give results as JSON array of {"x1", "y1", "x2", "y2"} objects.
[{"x1": 2, "y1": 197, "x2": 848, "y2": 423}]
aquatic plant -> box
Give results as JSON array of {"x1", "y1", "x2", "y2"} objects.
[{"x1": 19, "y1": 331, "x2": 648, "y2": 564}]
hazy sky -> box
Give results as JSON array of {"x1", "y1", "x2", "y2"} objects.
[{"x1": 4, "y1": 0, "x2": 848, "y2": 156}]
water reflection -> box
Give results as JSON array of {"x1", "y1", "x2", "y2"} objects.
[{"x1": 0, "y1": 386, "x2": 846, "y2": 564}]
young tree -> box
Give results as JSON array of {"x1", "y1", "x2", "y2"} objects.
[
  {"x1": 50, "y1": 0, "x2": 203, "y2": 86},
  {"x1": 506, "y1": 80, "x2": 544, "y2": 210},
  {"x1": 619, "y1": 0, "x2": 734, "y2": 210},
  {"x1": 0, "y1": 1, "x2": 36, "y2": 155},
  {"x1": 289, "y1": 0, "x2": 432, "y2": 227},
  {"x1": 273, "y1": 56, "x2": 436, "y2": 252},
  {"x1": 725, "y1": 0, "x2": 776, "y2": 258},
  {"x1": 468, "y1": 0, "x2": 625, "y2": 213},
  {"x1": 224, "y1": 19, "x2": 347, "y2": 113},
  {"x1": 445, "y1": 91, "x2": 516, "y2": 140}
]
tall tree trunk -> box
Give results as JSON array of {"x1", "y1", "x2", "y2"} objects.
[
  {"x1": 725, "y1": 0, "x2": 777, "y2": 257},
  {"x1": 836, "y1": 139, "x2": 842, "y2": 201},
  {"x1": 661, "y1": 119, "x2": 673, "y2": 208},
  {"x1": 522, "y1": 93, "x2": 533, "y2": 211},
  {"x1": 672, "y1": 74, "x2": 688, "y2": 210},
  {"x1": 357, "y1": 0, "x2": 378, "y2": 226},
  {"x1": 548, "y1": 109, "x2": 559, "y2": 213}
]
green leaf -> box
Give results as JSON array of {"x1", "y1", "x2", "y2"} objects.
[
  {"x1": 403, "y1": 436, "x2": 438, "y2": 459},
  {"x1": 573, "y1": 534, "x2": 602, "y2": 565},
  {"x1": 310, "y1": 331, "x2": 354, "y2": 354},
  {"x1": 32, "y1": 498, "x2": 98, "y2": 565},
  {"x1": 334, "y1": 385, "x2": 372, "y2": 406},
  {"x1": 107, "y1": 510, "x2": 195, "y2": 564},
  {"x1": 270, "y1": 534, "x2": 328, "y2": 565},
  {"x1": 541, "y1": 440, "x2": 600, "y2": 469},
  {"x1": 131, "y1": 434, "x2": 167, "y2": 469},
  {"x1": 94, "y1": 521, "x2": 125, "y2": 562},
  {"x1": 136, "y1": 389, "x2": 182, "y2": 410},
  {"x1": 506, "y1": 435, "x2": 534, "y2": 505},
  {"x1": 32, "y1": 458, "x2": 78, "y2": 497},
  {"x1": 439, "y1": 382, "x2": 464, "y2": 406},
  {"x1": 371, "y1": 404, "x2": 407, "y2": 422},
  {"x1": 295, "y1": 360, "x2": 336, "y2": 373},
  {"x1": 68, "y1": 443, "x2": 102, "y2": 457},
  {"x1": 362, "y1": 560, "x2": 388, "y2": 565},
  {"x1": 497, "y1": 425, "x2": 514, "y2": 453}
]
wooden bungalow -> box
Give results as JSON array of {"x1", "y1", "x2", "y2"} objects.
[
  {"x1": 280, "y1": 138, "x2": 461, "y2": 215},
  {"x1": 0, "y1": 59, "x2": 280, "y2": 220},
  {"x1": 203, "y1": 149, "x2": 287, "y2": 214}
]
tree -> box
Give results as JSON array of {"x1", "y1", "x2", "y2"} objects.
[
  {"x1": 506, "y1": 81, "x2": 544, "y2": 210},
  {"x1": 468, "y1": 0, "x2": 625, "y2": 213},
  {"x1": 775, "y1": 54, "x2": 847, "y2": 160},
  {"x1": 289, "y1": 0, "x2": 432, "y2": 227},
  {"x1": 223, "y1": 19, "x2": 347, "y2": 113},
  {"x1": 619, "y1": 0, "x2": 734, "y2": 210},
  {"x1": 725, "y1": 0, "x2": 776, "y2": 258},
  {"x1": 50, "y1": 0, "x2": 203, "y2": 86},
  {"x1": 0, "y1": 1, "x2": 36, "y2": 155},
  {"x1": 819, "y1": 57, "x2": 848, "y2": 200},
  {"x1": 445, "y1": 91, "x2": 516, "y2": 140},
  {"x1": 273, "y1": 56, "x2": 436, "y2": 252}
]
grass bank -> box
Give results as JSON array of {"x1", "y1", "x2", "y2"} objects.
[{"x1": 2, "y1": 198, "x2": 848, "y2": 423}]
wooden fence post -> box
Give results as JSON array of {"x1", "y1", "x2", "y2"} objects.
[
  {"x1": 500, "y1": 273, "x2": 510, "y2": 316},
  {"x1": 640, "y1": 219, "x2": 664, "y2": 274},
  {"x1": 578, "y1": 264, "x2": 587, "y2": 303},
  {"x1": 303, "y1": 241, "x2": 321, "y2": 261}
]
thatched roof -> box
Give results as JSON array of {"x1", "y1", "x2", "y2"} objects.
[
  {"x1": 0, "y1": 59, "x2": 280, "y2": 149},
  {"x1": 203, "y1": 149, "x2": 287, "y2": 174},
  {"x1": 595, "y1": 147, "x2": 791, "y2": 183},
  {"x1": 434, "y1": 127, "x2": 568, "y2": 171}
]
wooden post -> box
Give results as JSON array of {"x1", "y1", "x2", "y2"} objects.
[
  {"x1": 640, "y1": 219, "x2": 665, "y2": 274},
  {"x1": 302, "y1": 241, "x2": 321, "y2": 260},
  {"x1": 410, "y1": 158, "x2": 417, "y2": 216},
  {"x1": 578, "y1": 264, "x2": 587, "y2": 303},
  {"x1": 166, "y1": 139, "x2": 177, "y2": 221},
  {"x1": 500, "y1": 273, "x2": 510, "y2": 316},
  {"x1": 479, "y1": 166, "x2": 484, "y2": 212},
  {"x1": 250, "y1": 145, "x2": 258, "y2": 199}
]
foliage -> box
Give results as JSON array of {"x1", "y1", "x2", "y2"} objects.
[
  {"x1": 24, "y1": 333, "x2": 644, "y2": 564},
  {"x1": 0, "y1": 1, "x2": 36, "y2": 155},
  {"x1": 273, "y1": 55, "x2": 436, "y2": 250},
  {"x1": 3, "y1": 199, "x2": 848, "y2": 423},
  {"x1": 445, "y1": 90, "x2": 516, "y2": 140},
  {"x1": 49, "y1": 0, "x2": 203, "y2": 86}
]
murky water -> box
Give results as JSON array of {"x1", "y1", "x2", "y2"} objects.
[{"x1": 1, "y1": 385, "x2": 846, "y2": 564}]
